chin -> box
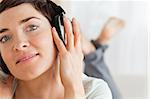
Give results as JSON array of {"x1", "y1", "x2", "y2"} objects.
[
  {"x1": 13, "y1": 54, "x2": 56, "y2": 81},
  {"x1": 13, "y1": 72, "x2": 40, "y2": 81},
  {"x1": 14, "y1": 65, "x2": 51, "y2": 81}
]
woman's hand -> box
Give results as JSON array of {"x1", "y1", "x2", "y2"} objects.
[
  {"x1": 0, "y1": 75, "x2": 14, "y2": 99},
  {"x1": 52, "y1": 17, "x2": 85, "y2": 99}
]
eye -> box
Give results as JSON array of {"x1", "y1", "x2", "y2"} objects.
[
  {"x1": 0, "y1": 35, "x2": 12, "y2": 43},
  {"x1": 26, "y1": 25, "x2": 39, "y2": 32}
]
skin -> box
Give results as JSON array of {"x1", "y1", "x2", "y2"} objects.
[
  {"x1": 81, "y1": 16, "x2": 125, "y2": 55},
  {"x1": 95, "y1": 17, "x2": 125, "y2": 45},
  {"x1": 0, "y1": 3, "x2": 84, "y2": 99}
]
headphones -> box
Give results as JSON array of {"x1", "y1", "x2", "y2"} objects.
[
  {"x1": 52, "y1": 13, "x2": 65, "y2": 45},
  {"x1": 0, "y1": 1, "x2": 66, "y2": 75}
]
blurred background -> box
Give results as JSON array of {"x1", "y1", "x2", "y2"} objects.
[{"x1": 54, "y1": 0, "x2": 149, "y2": 99}]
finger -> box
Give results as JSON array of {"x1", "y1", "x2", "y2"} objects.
[
  {"x1": 72, "y1": 18, "x2": 81, "y2": 48},
  {"x1": 52, "y1": 27, "x2": 67, "y2": 54},
  {"x1": 64, "y1": 32, "x2": 67, "y2": 46},
  {"x1": 64, "y1": 16, "x2": 74, "y2": 50}
]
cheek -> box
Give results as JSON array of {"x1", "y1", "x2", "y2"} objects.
[
  {"x1": 1, "y1": 46, "x2": 14, "y2": 66},
  {"x1": 32, "y1": 31, "x2": 57, "y2": 65},
  {"x1": 41, "y1": 33, "x2": 57, "y2": 58},
  {"x1": 0, "y1": 46, "x2": 15, "y2": 75},
  {"x1": 35, "y1": 31, "x2": 55, "y2": 51}
]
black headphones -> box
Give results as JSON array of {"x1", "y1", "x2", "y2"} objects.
[
  {"x1": 52, "y1": 12, "x2": 65, "y2": 45},
  {"x1": 49, "y1": 0, "x2": 66, "y2": 44},
  {"x1": 0, "y1": 1, "x2": 66, "y2": 75}
]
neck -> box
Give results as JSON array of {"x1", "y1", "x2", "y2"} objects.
[{"x1": 14, "y1": 60, "x2": 64, "y2": 99}]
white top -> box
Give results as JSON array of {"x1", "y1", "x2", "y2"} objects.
[
  {"x1": 0, "y1": 71, "x2": 112, "y2": 99},
  {"x1": 82, "y1": 74, "x2": 112, "y2": 99}
]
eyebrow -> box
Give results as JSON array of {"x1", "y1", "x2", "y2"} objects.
[
  {"x1": 0, "y1": 28, "x2": 9, "y2": 34},
  {"x1": 0, "y1": 17, "x2": 41, "y2": 34},
  {"x1": 20, "y1": 16, "x2": 41, "y2": 24}
]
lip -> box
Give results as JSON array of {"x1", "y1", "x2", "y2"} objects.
[{"x1": 16, "y1": 53, "x2": 39, "y2": 64}]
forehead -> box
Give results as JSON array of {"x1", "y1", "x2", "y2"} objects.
[{"x1": 0, "y1": 3, "x2": 45, "y2": 25}]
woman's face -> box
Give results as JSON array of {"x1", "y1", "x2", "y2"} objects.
[{"x1": 0, "y1": 4, "x2": 57, "y2": 80}]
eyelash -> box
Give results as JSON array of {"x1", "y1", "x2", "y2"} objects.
[{"x1": 0, "y1": 35, "x2": 12, "y2": 43}]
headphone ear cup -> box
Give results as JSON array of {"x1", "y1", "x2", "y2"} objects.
[{"x1": 52, "y1": 14, "x2": 65, "y2": 45}]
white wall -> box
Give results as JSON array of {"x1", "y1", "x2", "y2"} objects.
[{"x1": 66, "y1": 1, "x2": 148, "y2": 99}]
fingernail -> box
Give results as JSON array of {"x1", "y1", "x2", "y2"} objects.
[
  {"x1": 72, "y1": 17, "x2": 77, "y2": 24},
  {"x1": 72, "y1": 17, "x2": 76, "y2": 21},
  {"x1": 64, "y1": 16, "x2": 71, "y2": 23},
  {"x1": 63, "y1": 16, "x2": 67, "y2": 21},
  {"x1": 52, "y1": 27, "x2": 56, "y2": 31}
]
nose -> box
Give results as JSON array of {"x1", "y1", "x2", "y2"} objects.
[{"x1": 13, "y1": 38, "x2": 30, "y2": 52}]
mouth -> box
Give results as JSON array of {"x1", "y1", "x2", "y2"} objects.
[{"x1": 16, "y1": 53, "x2": 39, "y2": 64}]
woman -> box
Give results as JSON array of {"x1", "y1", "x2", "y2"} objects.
[{"x1": 0, "y1": 0, "x2": 112, "y2": 99}]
